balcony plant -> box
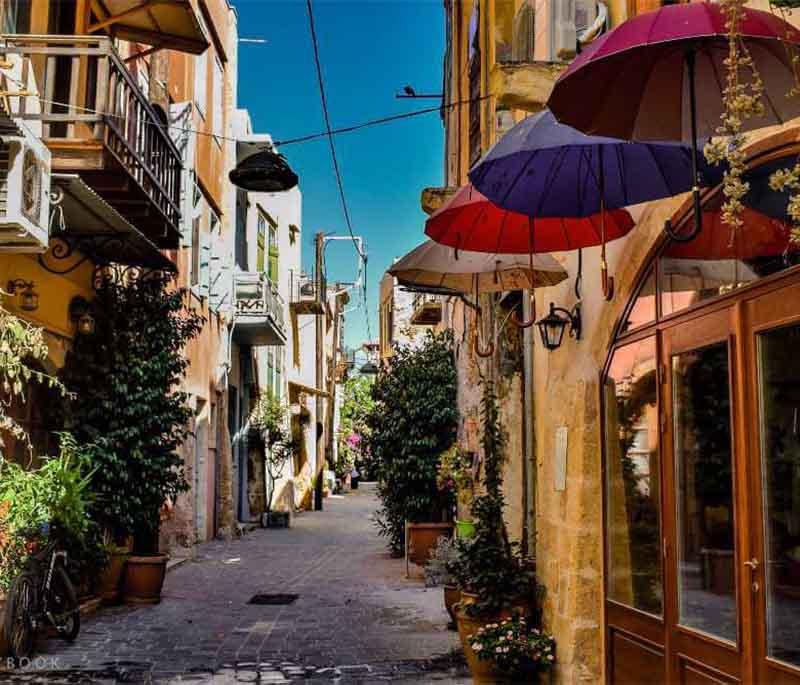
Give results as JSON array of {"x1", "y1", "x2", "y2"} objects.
[
  {"x1": 367, "y1": 331, "x2": 457, "y2": 559},
  {"x1": 60, "y1": 277, "x2": 202, "y2": 604}
]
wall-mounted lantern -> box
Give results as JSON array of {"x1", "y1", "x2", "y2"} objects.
[
  {"x1": 536, "y1": 302, "x2": 582, "y2": 351},
  {"x1": 7, "y1": 279, "x2": 39, "y2": 312},
  {"x1": 68, "y1": 296, "x2": 95, "y2": 336},
  {"x1": 229, "y1": 148, "x2": 299, "y2": 192}
]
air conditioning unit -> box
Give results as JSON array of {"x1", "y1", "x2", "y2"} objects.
[{"x1": 0, "y1": 130, "x2": 51, "y2": 252}]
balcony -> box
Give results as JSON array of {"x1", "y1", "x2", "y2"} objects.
[
  {"x1": 410, "y1": 293, "x2": 443, "y2": 326},
  {"x1": 1, "y1": 35, "x2": 182, "y2": 248},
  {"x1": 489, "y1": 61, "x2": 565, "y2": 113},
  {"x1": 233, "y1": 273, "x2": 287, "y2": 347},
  {"x1": 289, "y1": 272, "x2": 324, "y2": 316}
]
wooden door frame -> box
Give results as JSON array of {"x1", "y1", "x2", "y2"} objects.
[{"x1": 741, "y1": 281, "x2": 800, "y2": 684}]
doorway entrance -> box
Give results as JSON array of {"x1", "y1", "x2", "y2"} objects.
[{"x1": 604, "y1": 235, "x2": 800, "y2": 683}]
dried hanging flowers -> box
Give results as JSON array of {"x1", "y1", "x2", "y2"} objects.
[{"x1": 704, "y1": 0, "x2": 765, "y2": 238}]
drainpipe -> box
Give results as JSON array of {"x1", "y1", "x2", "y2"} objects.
[{"x1": 522, "y1": 290, "x2": 536, "y2": 557}]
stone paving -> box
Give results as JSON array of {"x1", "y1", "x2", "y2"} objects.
[{"x1": 0, "y1": 485, "x2": 469, "y2": 684}]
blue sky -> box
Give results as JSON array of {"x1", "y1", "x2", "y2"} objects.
[{"x1": 234, "y1": 0, "x2": 446, "y2": 349}]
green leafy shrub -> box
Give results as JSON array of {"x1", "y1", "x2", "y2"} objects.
[
  {"x1": 60, "y1": 278, "x2": 203, "y2": 552},
  {"x1": 367, "y1": 331, "x2": 457, "y2": 556},
  {"x1": 0, "y1": 433, "x2": 95, "y2": 590}
]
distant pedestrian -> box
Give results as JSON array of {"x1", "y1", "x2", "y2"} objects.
[{"x1": 350, "y1": 466, "x2": 360, "y2": 490}]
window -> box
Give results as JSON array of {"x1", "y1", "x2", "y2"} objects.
[
  {"x1": 212, "y1": 57, "x2": 224, "y2": 143},
  {"x1": 256, "y1": 213, "x2": 266, "y2": 273},
  {"x1": 268, "y1": 224, "x2": 278, "y2": 285},
  {"x1": 604, "y1": 337, "x2": 662, "y2": 615}
]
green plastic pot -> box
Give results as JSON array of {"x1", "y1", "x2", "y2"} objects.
[{"x1": 456, "y1": 519, "x2": 476, "y2": 539}]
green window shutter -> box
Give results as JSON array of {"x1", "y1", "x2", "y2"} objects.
[{"x1": 268, "y1": 246, "x2": 279, "y2": 284}]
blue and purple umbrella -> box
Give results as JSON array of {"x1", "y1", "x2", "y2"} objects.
[{"x1": 467, "y1": 109, "x2": 724, "y2": 297}]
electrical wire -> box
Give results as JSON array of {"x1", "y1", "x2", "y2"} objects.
[
  {"x1": 9, "y1": 76, "x2": 490, "y2": 150},
  {"x1": 305, "y1": 0, "x2": 373, "y2": 342},
  {"x1": 305, "y1": 0, "x2": 362, "y2": 261}
]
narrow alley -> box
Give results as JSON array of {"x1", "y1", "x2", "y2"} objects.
[{"x1": 3, "y1": 486, "x2": 468, "y2": 684}]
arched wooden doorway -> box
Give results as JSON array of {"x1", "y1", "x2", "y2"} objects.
[{"x1": 603, "y1": 148, "x2": 800, "y2": 683}]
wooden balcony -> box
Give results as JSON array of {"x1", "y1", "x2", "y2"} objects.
[
  {"x1": 2, "y1": 35, "x2": 182, "y2": 247},
  {"x1": 489, "y1": 61, "x2": 566, "y2": 113}
]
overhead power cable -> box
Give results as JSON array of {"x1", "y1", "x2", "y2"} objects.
[
  {"x1": 305, "y1": 0, "x2": 373, "y2": 342},
  {"x1": 305, "y1": 0, "x2": 364, "y2": 261}
]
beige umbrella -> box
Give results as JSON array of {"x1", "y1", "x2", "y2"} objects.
[{"x1": 389, "y1": 240, "x2": 568, "y2": 294}]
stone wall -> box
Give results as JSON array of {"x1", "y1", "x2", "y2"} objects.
[{"x1": 530, "y1": 196, "x2": 682, "y2": 683}]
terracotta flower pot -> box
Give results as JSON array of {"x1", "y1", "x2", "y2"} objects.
[
  {"x1": 98, "y1": 549, "x2": 129, "y2": 604},
  {"x1": 122, "y1": 554, "x2": 168, "y2": 605},
  {"x1": 444, "y1": 584, "x2": 461, "y2": 624},
  {"x1": 454, "y1": 594, "x2": 533, "y2": 683},
  {"x1": 406, "y1": 522, "x2": 453, "y2": 566}
]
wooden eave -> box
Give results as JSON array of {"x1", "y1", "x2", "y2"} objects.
[{"x1": 88, "y1": 0, "x2": 210, "y2": 55}]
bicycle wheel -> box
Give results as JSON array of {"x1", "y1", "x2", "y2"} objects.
[
  {"x1": 4, "y1": 572, "x2": 36, "y2": 662},
  {"x1": 49, "y1": 564, "x2": 79, "y2": 642}
]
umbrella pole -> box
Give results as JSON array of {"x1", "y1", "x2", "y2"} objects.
[
  {"x1": 665, "y1": 47, "x2": 703, "y2": 243},
  {"x1": 599, "y1": 158, "x2": 614, "y2": 300},
  {"x1": 512, "y1": 219, "x2": 538, "y2": 328}
]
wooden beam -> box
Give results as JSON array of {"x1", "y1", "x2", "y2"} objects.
[
  {"x1": 124, "y1": 45, "x2": 163, "y2": 63},
  {"x1": 87, "y1": 1, "x2": 155, "y2": 34}
]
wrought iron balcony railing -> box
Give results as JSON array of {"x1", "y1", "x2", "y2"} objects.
[
  {"x1": 1, "y1": 35, "x2": 182, "y2": 245},
  {"x1": 233, "y1": 272, "x2": 286, "y2": 346}
]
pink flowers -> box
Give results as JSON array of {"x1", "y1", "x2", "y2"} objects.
[{"x1": 469, "y1": 613, "x2": 556, "y2": 676}]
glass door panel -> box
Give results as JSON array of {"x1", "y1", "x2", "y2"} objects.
[
  {"x1": 672, "y1": 342, "x2": 738, "y2": 643},
  {"x1": 758, "y1": 324, "x2": 800, "y2": 668}
]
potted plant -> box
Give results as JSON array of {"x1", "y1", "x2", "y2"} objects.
[
  {"x1": 250, "y1": 392, "x2": 298, "y2": 528},
  {"x1": 437, "y1": 445, "x2": 476, "y2": 539},
  {"x1": 450, "y1": 381, "x2": 540, "y2": 680},
  {"x1": 60, "y1": 278, "x2": 202, "y2": 605},
  {"x1": 367, "y1": 331, "x2": 457, "y2": 559},
  {"x1": 466, "y1": 613, "x2": 556, "y2": 682},
  {"x1": 424, "y1": 535, "x2": 462, "y2": 629}
]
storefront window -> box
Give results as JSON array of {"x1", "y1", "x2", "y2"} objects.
[
  {"x1": 759, "y1": 324, "x2": 800, "y2": 667},
  {"x1": 672, "y1": 342, "x2": 737, "y2": 643},
  {"x1": 605, "y1": 336, "x2": 662, "y2": 615}
]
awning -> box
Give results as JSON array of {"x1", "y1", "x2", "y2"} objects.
[
  {"x1": 48, "y1": 174, "x2": 175, "y2": 271},
  {"x1": 88, "y1": 0, "x2": 210, "y2": 55}
]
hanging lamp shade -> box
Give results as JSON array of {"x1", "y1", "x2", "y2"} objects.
[{"x1": 229, "y1": 149, "x2": 299, "y2": 192}]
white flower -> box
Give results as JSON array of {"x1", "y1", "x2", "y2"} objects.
[
  {"x1": 506, "y1": 631, "x2": 514, "y2": 638},
  {"x1": 496, "y1": 647, "x2": 503, "y2": 654},
  {"x1": 472, "y1": 643, "x2": 482, "y2": 652},
  {"x1": 548, "y1": 655, "x2": 554, "y2": 661},
  {"x1": 503, "y1": 647, "x2": 510, "y2": 653}
]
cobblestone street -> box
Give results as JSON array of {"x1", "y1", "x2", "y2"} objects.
[{"x1": 1, "y1": 485, "x2": 468, "y2": 684}]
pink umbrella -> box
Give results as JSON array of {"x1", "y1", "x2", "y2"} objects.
[{"x1": 548, "y1": 2, "x2": 800, "y2": 241}]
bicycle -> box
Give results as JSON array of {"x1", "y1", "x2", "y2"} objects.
[{"x1": 3, "y1": 527, "x2": 80, "y2": 664}]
